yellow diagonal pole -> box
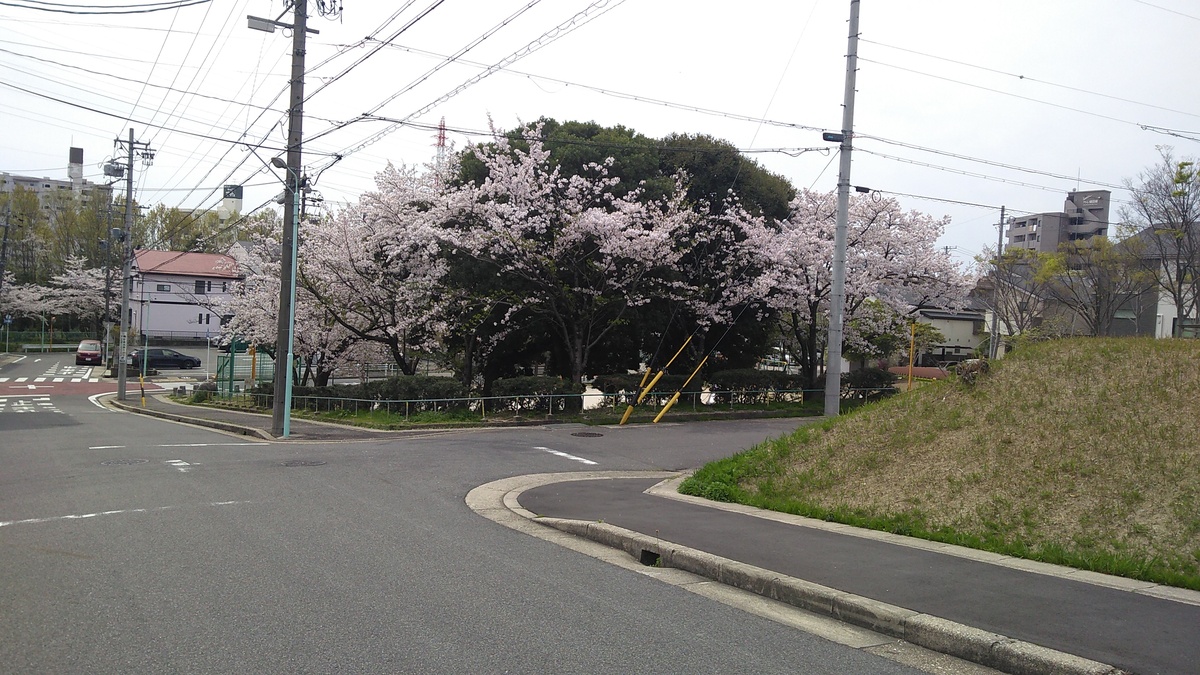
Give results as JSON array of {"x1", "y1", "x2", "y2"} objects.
[
  {"x1": 620, "y1": 335, "x2": 693, "y2": 425},
  {"x1": 619, "y1": 367, "x2": 653, "y2": 425},
  {"x1": 654, "y1": 355, "x2": 708, "y2": 423}
]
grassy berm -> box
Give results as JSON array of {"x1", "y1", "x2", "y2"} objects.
[{"x1": 680, "y1": 337, "x2": 1200, "y2": 590}]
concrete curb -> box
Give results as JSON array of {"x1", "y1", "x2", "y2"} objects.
[
  {"x1": 471, "y1": 472, "x2": 1128, "y2": 675},
  {"x1": 107, "y1": 396, "x2": 275, "y2": 440}
]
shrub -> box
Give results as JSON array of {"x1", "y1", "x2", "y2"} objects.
[
  {"x1": 707, "y1": 368, "x2": 805, "y2": 404},
  {"x1": 843, "y1": 367, "x2": 899, "y2": 400},
  {"x1": 592, "y1": 372, "x2": 704, "y2": 407},
  {"x1": 252, "y1": 375, "x2": 466, "y2": 412},
  {"x1": 492, "y1": 376, "x2": 586, "y2": 413}
]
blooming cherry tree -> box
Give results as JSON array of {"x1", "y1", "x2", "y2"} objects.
[
  {"x1": 444, "y1": 129, "x2": 688, "y2": 384},
  {"x1": 750, "y1": 190, "x2": 971, "y2": 389},
  {"x1": 300, "y1": 162, "x2": 451, "y2": 375}
]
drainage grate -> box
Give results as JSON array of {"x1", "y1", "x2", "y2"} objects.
[
  {"x1": 101, "y1": 459, "x2": 149, "y2": 466},
  {"x1": 570, "y1": 432, "x2": 604, "y2": 438},
  {"x1": 282, "y1": 460, "x2": 326, "y2": 467}
]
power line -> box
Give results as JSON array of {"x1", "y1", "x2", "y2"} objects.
[
  {"x1": 0, "y1": 45, "x2": 293, "y2": 115},
  {"x1": 1133, "y1": 0, "x2": 1200, "y2": 21},
  {"x1": 859, "y1": 38, "x2": 1200, "y2": 121},
  {"x1": 0, "y1": 0, "x2": 210, "y2": 17},
  {"x1": 365, "y1": 41, "x2": 828, "y2": 135},
  {"x1": 0, "y1": 79, "x2": 341, "y2": 156},
  {"x1": 856, "y1": 134, "x2": 1126, "y2": 190},
  {"x1": 858, "y1": 57, "x2": 1150, "y2": 129},
  {"x1": 312, "y1": 0, "x2": 629, "y2": 171}
]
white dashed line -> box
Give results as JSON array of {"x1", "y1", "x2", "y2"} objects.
[
  {"x1": 165, "y1": 459, "x2": 192, "y2": 472},
  {"x1": 533, "y1": 446, "x2": 598, "y2": 465},
  {"x1": 0, "y1": 501, "x2": 251, "y2": 528}
]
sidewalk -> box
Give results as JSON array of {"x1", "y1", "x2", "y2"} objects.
[
  {"x1": 509, "y1": 474, "x2": 1200, "y2": 675},
  {"x1": 107, "y1": 392, "x2": 395, "y2": 441}
]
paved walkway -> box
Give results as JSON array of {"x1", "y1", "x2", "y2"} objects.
[
  {"x1": 108, "y1": 392, "x2": 406, "y2": 442},
  {"x1": 516, "y1": 476, "x2": 1200, "y2": 675}
]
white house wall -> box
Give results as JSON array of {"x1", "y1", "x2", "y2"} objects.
[{"x1": 130, "y1": 273, "x2": 233, "y2": 339}]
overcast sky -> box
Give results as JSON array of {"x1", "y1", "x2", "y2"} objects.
[{"x1": 3, "y1": 0, "x2": 1198, "y2": 267}]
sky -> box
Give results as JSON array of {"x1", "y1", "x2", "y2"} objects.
[{"x1": 2, "y1": 0, "x2": 1199, "y2": 269}]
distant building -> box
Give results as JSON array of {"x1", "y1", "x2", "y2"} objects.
[
  {"x1": 129, "y1": 249, "x2": 242, "y2": 340},
  {"x1": 1, "y1": 147, "x2": 112, "y2": 210},
  {"x1": 1005, "y1": 190, "x2": 1111, "y2": 253}
]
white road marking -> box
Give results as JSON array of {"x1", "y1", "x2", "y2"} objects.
[
  {"x1": 34, "y1": 377, "x2": 46, "y2": 382},
  {"x1": 89, "y1": 445, "x2": 127, "y2": 450},
  {"x1": 0, "y1": 501, "x2": 251, "y2": 528},
  {"x1": 15, "y1": 377, "x2": 27, "y2": 382},
  {"x1": 12, "y1": 356, "x2": 26, "y2": 363},
  {"x1": 533, "y1": 446, "x2": 598, "y2": 465},
  {"x1": 52, "y1": 377, "x2": 64, "y2": 382},
  {"x1": 165, "y1": 459, "x2": 192, "y2": 472},
  {"x1": 88, "y1": 392, "x2": 111, "y2": 410}
]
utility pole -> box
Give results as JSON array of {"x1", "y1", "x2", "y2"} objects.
[
  {"x1": 989, "y1": 205, "x2": 1006, "y2": 360},
  {"x1": 824, "y1": 0, "x2": 861, "y2": 417},
  {"x1": 271, "y1": 1, "x2": 308, "y2": 438},
  {"x1": 116, "y1": 128, "x2": 153, "y2": 401}
]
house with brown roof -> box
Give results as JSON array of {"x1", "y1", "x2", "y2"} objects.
[{"x1": 129, "y1": 249, "x2": 241, "y2": 340}]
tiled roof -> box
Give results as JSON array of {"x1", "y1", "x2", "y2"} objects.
[{"x1": 133, "y1": 249, "x2": 241, "y2": 278}]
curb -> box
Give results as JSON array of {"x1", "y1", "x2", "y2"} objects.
[
  {"x1": 536, "y1": 518, "x2": 1126, "y2": 675},
  {"x1": 469, "y1": 472, "x2": 1128, "y2": 675},
  {"x1": 107, "y1": 396, "x2": 275, "y2": 440}
]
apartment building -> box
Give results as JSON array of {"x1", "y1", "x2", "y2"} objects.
[{"x1": 1005, "y1": 190, "x2": 1111, "y2": 253}]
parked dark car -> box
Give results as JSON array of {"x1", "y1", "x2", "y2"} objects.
[
  {"x1": 129, "y1": 348, "x2": 201, "y2": 370},
  {"x1": 76, "y1": 339, "x2": 103, "y2": 365}
]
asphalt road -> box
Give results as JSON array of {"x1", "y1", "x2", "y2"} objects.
[{"x1": 1, "y1": 352, "x2": 938, "y2": 674}]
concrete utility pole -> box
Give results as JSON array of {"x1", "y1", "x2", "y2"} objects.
[
  {"x1": 824, "y1": 0, "x2": 861, "y2": 417},
  {"x1": 271, "y1": 1, "x2": 308, "y2": 438},
  {"x1": 989, "y1": 205, "x2": 1006, "y2": 360},
  {"x1": 116, "y1": 128, "x2": 153, "y2": 401}
]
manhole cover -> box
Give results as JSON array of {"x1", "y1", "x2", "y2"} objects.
[
  {"x1": 101, "y1": 458, "x2": 149, "y2": 466},
  {"x1": 571, "y1": 432, "x2": 604, "y2": 438},
  {"x1": 282, "y1": 460, "x2": 326, "y2": 467}
]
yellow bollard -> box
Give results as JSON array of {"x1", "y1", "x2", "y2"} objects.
[
  {"x1": 653, "y1": 391, "x2": 681, "y2": 423},
  {"x1": 653, "y1": 356, "x2": 707, "y2": 424}
]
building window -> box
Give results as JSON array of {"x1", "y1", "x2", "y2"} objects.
[
  {"x1": 156, "y1": 284, "x2": 171, "y2": 292},
  {"x1": 195, "y1": 280, "x2": 207, "y2": 294},
  {"x1": 198, "y1": 313, "x2": 211, "y2": 325},
  {"x1": 221, "y1": 281, "x2": 228, "y2": 292}
]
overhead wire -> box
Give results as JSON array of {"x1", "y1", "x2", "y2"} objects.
[
  {"x1": 310, "y1": 0, "x2": 629, "y2": 175},
  {"x1": 857, "y1": 57, "x2": 1151, "y2": 129},
  {"x1": 304, "y1": 0, "x2": 546, "y2": 146},
  {"x1": 858, "y1": 38, "x2": 1200, "y2": 121},
  {"x1": 0, "y1": 0, "x2": 210, "y2": 15}
]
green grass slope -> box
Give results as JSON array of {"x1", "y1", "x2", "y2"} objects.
[{"x1": 680, "y1": 337, "x2": 1200, "y2": 589}]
